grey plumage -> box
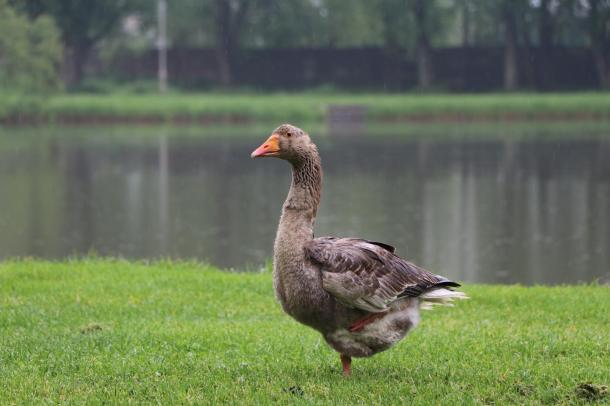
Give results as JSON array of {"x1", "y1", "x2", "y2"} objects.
[
  {"x1": 306, "y1": 237, "x2": 460, "y2": 312},
  {"x1": 252, "y1": 124, "x2": 467, "y2": 374}
]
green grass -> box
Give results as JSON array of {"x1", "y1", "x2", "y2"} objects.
[
  {"x1": 2, "y1": 92, "x2": 610, "y2": 124},
  {"x1": 1, "y1": 259, "x2": 609, "y2": 404}
]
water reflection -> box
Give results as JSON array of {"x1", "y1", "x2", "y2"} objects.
[{"x1": 0, "y1": 130, "x2": 608, "y2": 284}]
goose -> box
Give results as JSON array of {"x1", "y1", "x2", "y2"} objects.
[{"x1": 251, "y1": 124, "x2": 467, "y2": 376}]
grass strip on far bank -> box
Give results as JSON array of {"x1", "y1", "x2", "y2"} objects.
[
  {"x1": 0, "y1": 259, "x2": 608, "y2": 404},
  {"x1": 2, "y1": 92, "x2": 610, "y2": 124}
]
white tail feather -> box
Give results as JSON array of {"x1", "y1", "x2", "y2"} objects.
[{"x1": 419, "y1": 288, "x2": 468, "y2": 310}]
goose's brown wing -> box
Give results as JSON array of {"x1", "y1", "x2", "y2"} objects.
[{"x1": 304, "y1": 237, "x2": 459, "y2": 313}]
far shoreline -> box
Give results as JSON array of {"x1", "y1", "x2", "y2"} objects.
[
  {"x1": 3, "y1": 111, "x2": 610, "y2": 127},
  {"x1": 2, "y1": 92, "x2": 610, "y2": 127}
]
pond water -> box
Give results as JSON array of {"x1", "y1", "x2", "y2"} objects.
[{"x1": 1, "y1": 124, "x2": 609, "y2": 284}]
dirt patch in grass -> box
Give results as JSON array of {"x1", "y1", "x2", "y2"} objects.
[
  {"x1": 575, "y1": 383, "x2": 608, "y2": 401},
  {"x1": 80, "y1": 323, "x2": 104, "y2": 334}
]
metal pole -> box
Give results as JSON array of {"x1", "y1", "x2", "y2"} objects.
[{"x1": 157, "y1": 0, "x2": 168, "y2": 93}]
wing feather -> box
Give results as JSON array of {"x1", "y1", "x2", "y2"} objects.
[{"x1": 305, "y1": 237, "x2": 459, "y2": 313}]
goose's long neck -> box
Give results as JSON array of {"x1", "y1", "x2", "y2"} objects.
[
  {"x1": 273, "y1": 149, "x2": 326, "y2": 320},
  {"x1": 275, "y1": 150, "x2": 322, "y2": 260}
]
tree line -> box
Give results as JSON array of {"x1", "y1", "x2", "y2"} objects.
[{"x1": 4, "y1": 0, "x2": 610, "y2": 91}]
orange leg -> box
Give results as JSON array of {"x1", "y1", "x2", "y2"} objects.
[
  {"x1": 349, "y1": 312, "x2": 388, "y2": 332},
  {"x1": 340, "y1": 354, "x2": 352, "y2": 376}
]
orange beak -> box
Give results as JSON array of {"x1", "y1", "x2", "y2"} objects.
[{"x1": 251, "y1": 133, "x2": 280, "y2": 158}]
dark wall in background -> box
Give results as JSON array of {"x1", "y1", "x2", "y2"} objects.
[{"x1": 96, "y1": 47, "x2": 600, "y2": 91}]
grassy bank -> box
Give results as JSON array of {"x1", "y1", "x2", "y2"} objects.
[
  {"x1": 2, "y1": 92, "x2": 610, "y2": 125},
  {"x1": 1, "y1": 260, "x2": 608, "y2": 404}
]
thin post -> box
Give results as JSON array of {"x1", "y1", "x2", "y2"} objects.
[{"x1": 157, "y1": 0, "x2": 168, "y2": 93}]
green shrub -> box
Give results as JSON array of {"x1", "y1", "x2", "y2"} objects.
[{"x1": 0, "y1": 0, "x2": 62, "y2": 94}]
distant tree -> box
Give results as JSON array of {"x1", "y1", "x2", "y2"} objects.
[
  {"x1": 167, "y1": 1, "x2": 213, "y2": 47},
  {"x1": 212, "y1": 0, "x2": 251, "y2": 86},
  {"x1": 250, "y1": 0, "x2": 383, "y2": 48},
  {"x1": 320, "y1": 0, "x2": 383, "y2": 47},
  {"x1": 247, "y1": 0, "x2": 324, "y2": 47},
  {"x1": 410, "y1": 0, "x2": 434, "y2": 89},
  {"x1": 457, "y1": 0, "x2": 472, "y2": 46},
  {"x1": 538, "y1": 0, "x2": 554, "y2": 49},
  {"x1": 501, "y1": 0, "x2": 519, "y2": 90},
  {"x1": 464, "y1": 0, "x2": 528, "y2": 90},
  {"x1": 12, "y1": 0, "x2": 133, "y2": 87},
  {"x1": 210, "y1": 0, "x2": 385, "y2": 85},
  {"x1": 532, "y1": 0, "x2": 563, "y2": 89},
  {"x1": 377, "y1": 0, "x2": 458, "y2": 90},
  {"x1": 129, "y1": 0, "x2": 254, "y2": 86},
  {"x1": 585, "y1": 0, "x2": 610, "y2": 88},
  {"x1": 0, "y1": 0, "x2": 62, "y2": 93},
  {"x1": 377, "y1": 0, "x2": 409, "y2": 49}
]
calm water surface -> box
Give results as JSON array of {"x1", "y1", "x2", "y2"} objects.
[{"x1": 1, "y1": 125, "x2": 609, "y2": 284}]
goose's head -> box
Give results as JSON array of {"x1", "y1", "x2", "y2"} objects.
[{"x1": 251, "y1": 124, "x2": 316, "y2": 163}]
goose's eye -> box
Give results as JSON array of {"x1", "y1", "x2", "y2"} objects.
[{"x1": 286, "y1": 132, "x2": 292, "y2": 137}]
